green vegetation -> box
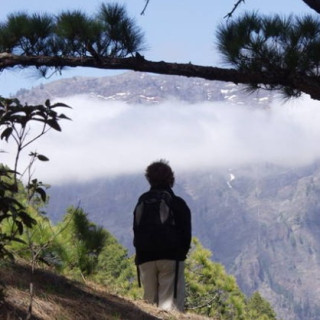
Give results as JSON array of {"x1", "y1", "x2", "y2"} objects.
[
  {"x1": 246, "y1": 292, "x2": 277, "y2": 320},
  {"x1": 185, "y1": 238, "x2": 246, "y2": 319},
  {"x1": 217, "y1": 13, "x2": 320, "y2": 98},
  {"x1": 0, "y1": 96, "x2": 70, "y2": 259},
  {"x1": 56, "y1": 206, "x2": 139, "y2": 297},
  {"x1": 185, "y1": 239, "x2": 277, "y2": 320},
  {"x1": 0, "y1": 3, "x2": 145, "y2": 79}
]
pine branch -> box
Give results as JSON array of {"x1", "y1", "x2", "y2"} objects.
[
  {"x1": 224, "y1": 0, "x2": 245, "y2": 19},
  {"x1": 141, "y1": 0, "x2": 151, "y2": 15},
  {"x1": 187, "y1": 294, "x2": 218, "y2": 310},
  {"x1": 86, "y1": 44, "x2": 102, "y2": 63},
  {"x1": 1, "y1": 53, "x2": 320, "y2": 100}
]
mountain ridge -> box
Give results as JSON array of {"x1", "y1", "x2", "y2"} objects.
[{"x1": 15, "y1": 71, "x2": 275, "y2": 106}]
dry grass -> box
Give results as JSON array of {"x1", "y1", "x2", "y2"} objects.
[{"x1": 0, "y1": 261, "x2": 212, "y2": 320}]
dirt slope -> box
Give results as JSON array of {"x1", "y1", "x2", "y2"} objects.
[{"x1": 0, "y1": 261, "x2": 212, "y2": 320}]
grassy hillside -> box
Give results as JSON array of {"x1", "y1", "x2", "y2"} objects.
[{"x1": 0, "y1": 260, "x2": 211, "y2": 320}]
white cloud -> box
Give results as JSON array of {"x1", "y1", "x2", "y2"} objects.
[{"x1": 2, "y1": 94, "x2": 320, "y2": 184}]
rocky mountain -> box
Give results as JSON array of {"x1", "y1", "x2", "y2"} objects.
[
  {"x1": 15, "y1": 72, "x2": 320, "y2": 320},
  {"x1": 15, "y1": 71, "x2": 275, "y2": 106}
]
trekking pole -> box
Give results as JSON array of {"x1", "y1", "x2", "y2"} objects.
[
  {"x1": 174, "y1": 260, "x2": 179, "y2": 299},
  {"x1": 137, "y1": 265, "x2": 141, "y2": 287}
]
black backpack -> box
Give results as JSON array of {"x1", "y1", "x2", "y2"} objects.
[{"x1": 133, "y1": 190, "x2": 180, "y2": 253}]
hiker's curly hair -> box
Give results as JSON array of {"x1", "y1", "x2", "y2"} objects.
[{"x1": 145, "y1": 159, "x2": 175, "y2": 188}]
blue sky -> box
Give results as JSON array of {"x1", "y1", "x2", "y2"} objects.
[{"x1": 0, "y1": 0, "x2": 314, "y2": 97}]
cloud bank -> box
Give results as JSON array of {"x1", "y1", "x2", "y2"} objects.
[{"x1": 2, "y1": 95, "x2": 320, "y2": 184}]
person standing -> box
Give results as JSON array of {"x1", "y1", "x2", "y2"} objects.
[{"x1": 133, "y1": 160, "x2": 192, "y2": 311}]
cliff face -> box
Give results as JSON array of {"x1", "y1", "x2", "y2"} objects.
[
  {"x1": 15, "y1": 72, "x2": 320, "y2": 320},
  {"x1": 178, "y1": 164, "x2": 320, "y2": 320}
]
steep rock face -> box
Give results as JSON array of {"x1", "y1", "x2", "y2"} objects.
[{"x1": 178, "y1": 164, "x2": 320, "y2": 320}]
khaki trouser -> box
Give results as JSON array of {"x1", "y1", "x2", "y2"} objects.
[{"x1": 139, "y1": 260, "x2": 185, "y2": 312}]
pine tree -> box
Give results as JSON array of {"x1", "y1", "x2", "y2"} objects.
[
  {"x1": 56, "y1": 206, "x2": 140, "y2": 296},
  {"x1": 246, "y1": 292, "x2": 277, "y2": 320},
  {"x1": 185, "y1": 238, "x2": 278, "y2": 320},
  {"x1": 217, "y1": 13, "x2": 320, "y2": 98},
  {"x1": 93, "y1": 232, "x2": 139, "y2": 297},
  {"x1": 185, "y1": 238, "x2": 247, "y2": 319},
  {"x1": 56, "y1": 206, "x2": 108, "y2": 277},
  {"x1": 1, "y1": 3, "x2": 320, "y2": 99}
]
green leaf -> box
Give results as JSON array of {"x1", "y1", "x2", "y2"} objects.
[
  {"x1": 0, "y1": 212, "x2": 10, "y2": 222},
  {"x1": 36, "y1": 187, "x2": 47, "y2": 202},
  {"x1": 10, "y1": 237, "x2": 27, "y2": 244},
  {"x1": 18, "y1": 211, "x2": 37, "y2": 228},
  {"x1": 58, "y1": 113, "x2": 72, "y2": 120},
  {"x1": 47, "y1": 119, "x2": 61, "y2": 131},
  {"x1": 16, "y1": 220, "x2": 24, "y2": 234},
  {"x1": 37, "y1": 154, "x2": 49, "y2": 161},
  {"x1": 0, "y1": 127, "x2": 13, "y2": 141},
  {"x1": 50, "y1": 102, "x2": 72, "y2": 109}
]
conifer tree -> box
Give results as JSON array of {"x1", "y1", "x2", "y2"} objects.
[
  {"x1": 94, "y1": 232, "x2": 139, "y2": 297},
  {"x1": 1, "y1": 2, "x2": 320, "y2": 99},
  {"x1": 185, "y1": 238, "x2": 247, "y2": 319},
  {"x1": 246, "y1": 292, "x2": 277, "y2": 320},
  {"x1": 56, "y1": 206, "x2": 139, "y2": 296},
  {"x1": 185, "y1": 238, "x2": 278, "y2": 320},
  {"x1": 217, "y1": 13, "x2": 320, "y2": 98},
  {"x1": 56, "y1": 206, "x2": 107, "y2": 277}
]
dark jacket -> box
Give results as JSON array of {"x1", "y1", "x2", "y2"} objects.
[{"x1": 133, "y1": 187, "x2": 192, "y2": 265}]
